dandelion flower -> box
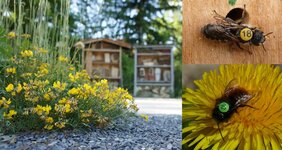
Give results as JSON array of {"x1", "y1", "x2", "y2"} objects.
[{"x1": 182, "y1": 65, "x2": 282, "y2": 150}]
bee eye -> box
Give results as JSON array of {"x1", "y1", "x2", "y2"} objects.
[{"x1": 218, "y1": 102, "x2": 230, "y2": 113}]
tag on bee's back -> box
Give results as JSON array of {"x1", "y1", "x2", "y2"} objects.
[{"x1": 240, "y1": 28, "x2": 253, "y2": 41}]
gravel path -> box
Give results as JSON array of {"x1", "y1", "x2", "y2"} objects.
[{"x1": 0, "y1": 115, "x2": 181, "y2": 150}]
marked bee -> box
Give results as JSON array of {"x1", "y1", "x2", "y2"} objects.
[
  {"x1": 212, "y1": 79, "x2": 257, "y2": 140},
  {"x1": 202, "y1": 5, "x2": 273, "y2": 54}
]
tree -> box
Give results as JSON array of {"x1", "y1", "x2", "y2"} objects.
[{"x1": 69, "y1": 0, "x2": 182, "y2": 97}]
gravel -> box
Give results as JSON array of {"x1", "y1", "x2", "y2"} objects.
[{"x1": 0, "y1": 115, "x2": 181, "y2": 150}]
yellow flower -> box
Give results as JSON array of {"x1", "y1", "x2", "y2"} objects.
[
  {"x1": 43, "y1": 105, "x2": 52, "y2": 114},
  {"x1": 7, "y1": 32, "x2": 16, "y2": 38},
  {"x1": 43, "y1": 93, "x2": 51, "y2": 101},
  {"x1": 140, "y1": 114, "x2": 149, "y2": 122},
  {"x1": 44, "y1": 125, "x2": 53, "y2": 130},
  {"x1": 68, "y1": 88, "x2": 80, "y2": 95},
  {"x1": 17, "y1": 83, "x2": 23, "y2": 93},
  {"x1": 55, "y1": 121, "x2": 65, "y2": 129},
  {"x1": 20, "y1": 50, "x2": 33, "y2": 57},
  {"x1": 21, "y1": 73, "x2": 33, "y2": 78},
  {"x1": 5, "y1": 84, "x2": 14, "y2": 92},
  {"x1": 58, "y1": 98, "x2": 67, "y2": 104},
  {"x1": 65, "y1": 104, "x2": 71, "y2": 113},
  {"x1": 53, "y1": 81, "x2": 67, "y2": 91},
  {"x1": 69, "y1": 66, "x2": 75, "y2": 71},
  {"x1": 35, "y1": 64, "x2": 49, "y2": 77},
  {"x1": 34, "y1": 105, "x2": 52, "y2": 116},
  {"x1": 6, "y1": 67, "x2": 16, "y2": 74},
  {"x1": 39, "y1": 48, "x2": 48, "y2": 53},
  {"x1": 45, "y1": 117, "x2": 54, "y2": 124},
  {"x1": 3, "y1": 110, "x2": 17, "y2": 119},
  {"x1": 182, "y1": 65, "x2": 282, "y2": 149},
  {"x1": 58, "y1": 56, "x2": 68, "y2": 62},
  {"x1": 0, "y1": 97, "x2": 11, "y2": 108},
  {"x1": 81, "y1": 109, "x2": 93, "y2": 118},
  {"x1": 21, "y1": 34, "x2": 31, "y2": 39}
]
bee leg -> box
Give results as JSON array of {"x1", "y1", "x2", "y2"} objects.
[
  {"x1": 236, "y1": 42, "x2": 244, "y2": 50},
  {"x1": 217, "y1": 123, "x2": 225, "y2": 141},
  {"x1": 236, "y1": 42, "x2": 252, "y2": 54},
  {"x1": 261, "y1": 43, "x2": 267, "y2": 52},
  {"x1": 240, "y1": 104, "x2": 258, "y2": 110}
]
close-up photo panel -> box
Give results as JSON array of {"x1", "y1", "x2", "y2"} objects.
[
  {"x1": 182, "y1": 0, "x2": 282, "y2": 149},
  {"x1": 0, "y1": 0, "x2": 282, "y2": 149}
]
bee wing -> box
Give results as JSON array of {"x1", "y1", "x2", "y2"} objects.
[
  {"x1": 222, "y1": 30, "x2": 240, "y2": 42},
  {"x1": 239, "y1": 90, "x2": 261, "y2": 105},
  {"x1": 213, "y1": 10, "x2": 242, "y2": 26},
  {"x1": 212, "y1": 25, "x2": 240, "y2": 42},
  {"x1": 223, "y1": 79, "x2": 239, "y2": 95}
]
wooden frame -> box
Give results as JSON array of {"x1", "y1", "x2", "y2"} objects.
[
  {"x1": 134, "y1": 45, "x2": 174, "y2": 97},
  {"x1": 77, "y1": 39, "x2": 131, "y2": 87}
]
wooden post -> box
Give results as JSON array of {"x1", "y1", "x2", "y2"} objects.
[{"x1": 183, "y1": 0, "x2": 282, "y2": 64}]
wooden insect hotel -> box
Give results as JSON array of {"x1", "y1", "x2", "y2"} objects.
[
  {"x1": 134, "y1": 45, "x2": 174, "y2": 97},
  {"x1": 75, "y1": 38, "x2": 131, "y2": 86}
]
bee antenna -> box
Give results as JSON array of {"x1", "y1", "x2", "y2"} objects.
[
  {"x1": 264, "y1": 32, "x2": 273, "y2": 37},
  {"x1": 217, "y1": 122, "x2": 225, "y2": 141}
]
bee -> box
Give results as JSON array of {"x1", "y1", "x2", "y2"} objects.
[
  {"x1": 212, "y1": 79, "x2": 257, "y2": 140},
  {"x1": 202, "y1": 6, "x2": 273, "y2": 54}
]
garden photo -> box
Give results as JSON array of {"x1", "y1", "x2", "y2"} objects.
[{"x1": 0, "y1": 0, "x2": 182, "y2": 149}]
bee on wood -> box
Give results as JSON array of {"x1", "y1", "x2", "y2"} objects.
[
  {"x1": 202, "y1": 6, "x2": 273, "y2": 54},
  {"x1": 212, "y1": 79, "x2": 257, "y2": 140}
]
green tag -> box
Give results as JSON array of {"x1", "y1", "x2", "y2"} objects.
[
  {"x1": 228, "y1": 0, "x2": 237, "y2": 6},
  {"x1": 218, "y1": 102, "x2": 230, "y2": 113}
]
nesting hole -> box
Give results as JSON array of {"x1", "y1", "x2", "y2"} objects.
[{"x1": 226, "y1": 7, "x2": 248, "y2": 24}]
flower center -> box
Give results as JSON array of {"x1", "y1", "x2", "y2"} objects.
[{"x1": 218, "y1": 102, "x2": 230, "y2": 113}]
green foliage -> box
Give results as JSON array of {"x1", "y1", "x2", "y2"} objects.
[
  {"x1": 0, "y1": 29, "x2": 137, "y2": 134},
  {"x1": 228, "y1": 0, "x2": 237, "y2": 6},
  {"x1": 0, "y1": 0, "x2": 138, "y2": 134},
  {"x1": 122, "y1": 52, "x2": 134, "y2": 94}
]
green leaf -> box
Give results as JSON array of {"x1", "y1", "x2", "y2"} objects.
[{"x1": 228, "y1": 0, "x2": 237, "y2": 6}]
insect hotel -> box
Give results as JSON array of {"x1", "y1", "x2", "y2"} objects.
[
  {"x1": 134, "y1": 45, "x2": 174, "y2": 97},
  {"x1": 75, "y1": 38, "x2": 131, "y2": 86}
]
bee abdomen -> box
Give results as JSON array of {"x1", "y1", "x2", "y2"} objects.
[{"x1": 202, "y1": 24, "x2": 230, "y2": 42}]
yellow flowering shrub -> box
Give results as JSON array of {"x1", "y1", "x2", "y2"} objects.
[
  {"x1": 7, "y1": 32, "x2": 16, "y2": 39},
  {"x1": 0, "y1": 32, "x2": 138, "y2": 133}
]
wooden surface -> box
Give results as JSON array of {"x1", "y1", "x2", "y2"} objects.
[{"x1": 183, "y1": 0, "x2": 282, "y2": 64}]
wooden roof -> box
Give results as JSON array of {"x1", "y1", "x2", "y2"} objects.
[
  {"x1": 76, "y1": 38, "x2": 131, "y2": 49},
  {"x1": 134, "y1": 45, "x2": 174, "y2": 50}
]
